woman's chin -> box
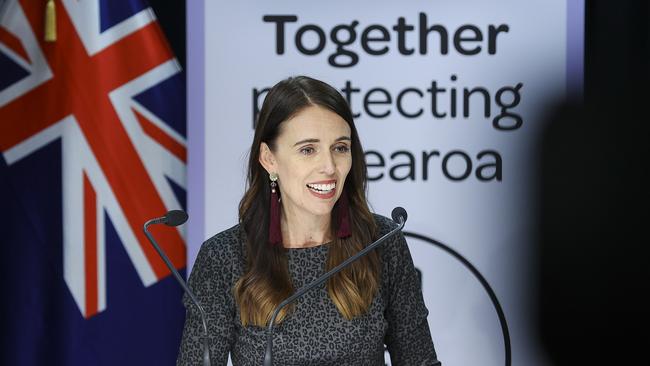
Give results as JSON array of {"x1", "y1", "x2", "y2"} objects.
[{"x1": 302, "y1": 201, "x2": 336, "y2": 217}]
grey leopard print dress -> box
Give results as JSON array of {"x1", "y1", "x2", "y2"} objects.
[{"x1": 176, "y1": 214, "x2": 441, "y2": 365}]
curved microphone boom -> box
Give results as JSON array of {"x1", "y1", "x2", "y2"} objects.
[
  {"x1": 143, "y1": 210, "x2": 211, "y2": 366},
  {"x1": 263, "y1": 207, "x2": 408, "y2": 366}
]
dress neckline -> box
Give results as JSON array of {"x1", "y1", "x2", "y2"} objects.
[{"x1": 284, "y1": 240, "x2": 333, "y2": 251}]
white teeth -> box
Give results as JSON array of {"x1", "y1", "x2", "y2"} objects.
[{"x1": 307, "y1": 182, "x2": 336, "y2": 192}]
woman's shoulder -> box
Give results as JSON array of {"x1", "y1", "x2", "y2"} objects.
[
  {"x1": 187, "y1": 224, "x2": 245, "y2": 297},
  {"x1": 198, "y1": 223, "x2": 245, "y2": 259},
  {"x1": 204, "y1": 222, "x2": 244, "y2": 243},
  {"x1": 371, "y1": 212, "x2": 410, "y2": 262},
  {"x1": 372, "y1": 213, "x2": 399, "y2": 237}
]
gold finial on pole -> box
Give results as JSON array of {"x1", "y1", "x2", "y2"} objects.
[{"x1": 44, "y1": 0, "x2": 56, "y2": 42}]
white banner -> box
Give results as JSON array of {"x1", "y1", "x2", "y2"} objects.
[{"x1": 188, "y1": 0, "x2": 583, "y2": 364}]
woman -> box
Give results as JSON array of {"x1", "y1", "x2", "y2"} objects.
[{"x1": 177, "y1": 76, "x2": 441, "y2": 365}]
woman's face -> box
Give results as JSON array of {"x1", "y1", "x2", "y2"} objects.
[{"x1": 260, "y1": 105, "x2": 352, "y2": 219}]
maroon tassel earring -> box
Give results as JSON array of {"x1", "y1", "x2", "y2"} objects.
[
  {"x1": 336, "y1": 192, "x2": 351, "y2": 239},
  {"x1": 268, "y1": 172, "x2": 282, "y2": 245}
]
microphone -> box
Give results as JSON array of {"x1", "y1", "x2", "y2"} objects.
[
  {"x1": 391, "y1": 206, "x2": 407, "y2": 225},
  {"x1": 143, "y1": 210, "x2": 211, "y2": 366},
  {"x1": 146, "y1": 209, "x2": 188, "y2": 226},
  {"x1": 263, "y1": 207, "x2": 408, "y2": 366}
]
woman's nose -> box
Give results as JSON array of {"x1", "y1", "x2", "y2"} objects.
[{"x1": 320, "y1": 151, "x2": 336, "y2": 175}]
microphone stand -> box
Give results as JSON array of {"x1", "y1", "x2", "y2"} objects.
[
  {"x1": 262, "y1": 215, "x2": 406, "y2": 366},
  {"x1": 144, "y1": 216, "x2": 211, "y2": 366}
]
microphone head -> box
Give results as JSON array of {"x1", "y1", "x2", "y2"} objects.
[
  {"x1": 164, "y1": 210, "x2": 188, "y2": 227},
  {"x1": 391, "y1": 207, "x2": 408, "y2": 224}
]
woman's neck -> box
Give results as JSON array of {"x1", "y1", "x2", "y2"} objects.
[{"x1": 280, "y1": 206, "x2": 332, "y2": 248}]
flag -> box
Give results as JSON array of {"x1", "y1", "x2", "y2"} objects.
[{"x1": 0, "y1": 0, "x2": 187, "y2": 364}]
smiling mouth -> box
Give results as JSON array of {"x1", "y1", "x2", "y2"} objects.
[{"x1": 306, "y1": 182, "x2": 336, "y2": 194}]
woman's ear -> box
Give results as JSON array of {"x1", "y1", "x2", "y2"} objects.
[{"x1": 258, "y1": 142, "x2": 276, "y2": 174}]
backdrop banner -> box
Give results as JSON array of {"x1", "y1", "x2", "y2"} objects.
[{"x1": 189, "y1": 0, "x2": 583, "y2": 364}]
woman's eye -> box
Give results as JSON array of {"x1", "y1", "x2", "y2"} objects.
[
  {"x1": 334, "y1": 145, "x2": 350, "y2": 153},
  {"x1": 299, "y1": 146, "x2": 315, "y2": 155}
]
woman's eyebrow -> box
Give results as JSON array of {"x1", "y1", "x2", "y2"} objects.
[
  {"x1": 293, "y1": 138, "x2": 319, "y2": 146},
  {"x1": 292, "y1": 136, "x2": 351, "y2": 146}
]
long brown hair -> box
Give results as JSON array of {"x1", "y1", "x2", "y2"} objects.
[{"x1": 234, "y1": 76, "x2": 379, "y2": 326}]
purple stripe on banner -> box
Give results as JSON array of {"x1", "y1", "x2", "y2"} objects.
[
  {"x1": 567, "y1": 0, "x2": 585, "y2": 100},
  {"x1": 187, "y1": 0, "x2": 205, "y2": 271}
]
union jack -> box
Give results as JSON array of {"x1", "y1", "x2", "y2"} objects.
[{"x1": 0, "y1": 0, "x2": 186, "y2": 364}]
